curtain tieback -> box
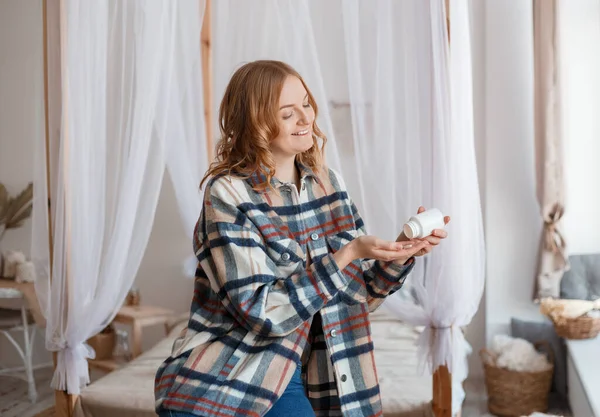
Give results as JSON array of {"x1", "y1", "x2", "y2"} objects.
[
  {"x1": 543, "y1": 203, "x2": 566, "y2": 254},
  {"x1": 49, "y1": 340, "x2": 95, "y2": 392},
  {"x1": 429, "y1": 324, "x2": 466, "y2": 335}
]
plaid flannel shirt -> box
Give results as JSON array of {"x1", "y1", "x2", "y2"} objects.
[{"x1": 155, "y1": 164, "x2": 415, "y2": 417}]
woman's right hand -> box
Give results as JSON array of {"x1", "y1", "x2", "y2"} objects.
[
  {"x1": 332, "y1": 235, "x2": 428, "y2": 271},
  {"x1": 349, "y1": 235, "x2": 429, "y2": 264}
]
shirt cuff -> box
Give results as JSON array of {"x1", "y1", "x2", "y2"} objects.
[{"x1": 377, "y1": 257, "x2": 416, "y2": 283}]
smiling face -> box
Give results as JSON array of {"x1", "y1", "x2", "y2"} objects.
[
  {"x1": 269, "y1": 76, "x2": 316, "y2": 160},
  {"x1": 204, "y1": 60, "x2": 327, "y2": 191}
]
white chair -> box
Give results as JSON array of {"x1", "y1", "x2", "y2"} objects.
[{"x1": 0, "y1": 287, "x2": 38, "y2": 403}]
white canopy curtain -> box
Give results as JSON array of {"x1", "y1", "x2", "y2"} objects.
[
  {"x1": 213, "y1": 0, "x2": 344, "y2": 174},
  {"x1": 164, "y1": 1, "x2": 209, "y2": 277},
  {"x1": 214, "y1": 0, "x2": 483, "y2": 413},
  {"x1": 378, "y1": 1, "x2": 484, "y2": 413},
  {"x1": 339, "y1": 0, "x2": 483, "y2": 413},
  {"x1": 31, "y1": 0, "x2": 206, "y2": 394}
]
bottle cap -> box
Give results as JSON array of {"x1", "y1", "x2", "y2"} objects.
[{"x1": 403, "y1": 220, "x2": 420, "y2": 239}]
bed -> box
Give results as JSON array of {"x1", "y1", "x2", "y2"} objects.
[{"x1": 73, "y1": 307, "x2": 432, "y2": 417}]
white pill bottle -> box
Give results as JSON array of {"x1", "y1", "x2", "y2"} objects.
[{"x1": 403, "y1": 208, "x2": 445, "y2": 239}]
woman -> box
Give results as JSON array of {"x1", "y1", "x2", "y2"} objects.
[{"x1": 155, "y1": 60, "x2": 449, "y2": 417}]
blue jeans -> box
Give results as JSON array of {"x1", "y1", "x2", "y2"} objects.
[
  {"x1": 158, "y1": 366, "x2": 314, "y2": 417},
  {"x1": 158, "y1": 411, "x2": 201, "y2": 417},
  {"x1": 264, "y1": 365, "x2": 314, "y2": 417}
]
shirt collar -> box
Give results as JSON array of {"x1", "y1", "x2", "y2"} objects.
[
  {"x1": 245, "y1": 161, "x2": 322, "y2": 191},
  {"x1": 296, "y1": 161, "x2": 321, "y2": 185}
]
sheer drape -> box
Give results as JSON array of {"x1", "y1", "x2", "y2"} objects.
[
  {"x1": 32, "y1": 0, "x2": 203, "y2": 394},
  {"x1": 339, "y1": 1, "x2": 484, "y2": 412},
  {"x1": 164, "y1": 1, "x2": 208, "y2": 276},
  {"x1": 213, "y1": 0, "x2": 344, "y2": 174},
  {"x1": 532, "y1": 0, "x2": 569, "y2": 300}
]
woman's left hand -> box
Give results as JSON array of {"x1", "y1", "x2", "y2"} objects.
[{"x1": 397, "y1": 206, "x2": 451, "y2": 257}]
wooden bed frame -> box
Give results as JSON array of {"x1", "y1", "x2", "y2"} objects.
[{"x1": 43, "y1": 0, "x2": 454, "y2": 416}]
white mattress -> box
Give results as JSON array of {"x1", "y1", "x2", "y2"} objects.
[
  {"x1": 370, "y1": 308, "x2": 432, "y2": 417},
  {"x1": 75, "y1": 308, "x2": 431, "y2": 417}
]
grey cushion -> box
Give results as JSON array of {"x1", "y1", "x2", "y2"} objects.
[
  {"x1": 510, "y1": 318, "x2": 567, "y2": 399},
  {"x1": 560, "y1": 253, "x2": 600, "y2": 301}
]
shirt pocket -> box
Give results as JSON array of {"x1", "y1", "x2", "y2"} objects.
[{"x1": 265, "y1": 237, "x2": 306, "y2": 276}]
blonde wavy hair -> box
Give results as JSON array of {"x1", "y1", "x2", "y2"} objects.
[{"x1": 200, "y1": 60, "x2": 327, "y2": 190}]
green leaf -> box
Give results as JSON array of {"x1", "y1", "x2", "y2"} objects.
[{"x1": 4, "y1": 183, "x2": 33, "y2": 230}]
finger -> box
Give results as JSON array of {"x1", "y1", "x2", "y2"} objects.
[
  {"x1": 419, "y1": 249, "x2": 432, "y2": 257},
  {"x1": 431, "y1": 229, "x2": 447, "y2": 238},
  {"x1": 376, "y1": 239, "x2": 406, "y2": 252},
  {"x1": 395, "y1": 238, "x2": 426, "y2": 250},
  {"x1": 381, "y1": 239, "x2": 428, "y2": 255},
  {"x1": 444, "y1": 216, "x2": 451, "y2": 225},
  {"x1": 388, "y1": 243, "x2": 412, "y2": 252},
  {"x1": 424, "y1": 235, "x2": 442, "y2": 245},
  {"x1": 403, "y1": 240, "x2": 429, "y2": 256},
  {"x1": 415, "y1": 245, "x2": 434, "y2": 257},
  {"x1": 382, "y1": 239, "x2": 403, "y2": 251},
  {"x1": 379, "y1": 247, "x2": 424, "y2": 262},
  {"x1": 417, "y1": 206, "x2": 426, "y2": 214}
]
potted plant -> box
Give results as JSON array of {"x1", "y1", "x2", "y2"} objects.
[{"x1": 0, "y1": 182, "x2": 33, "y2": 242}]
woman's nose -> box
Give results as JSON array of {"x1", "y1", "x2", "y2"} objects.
[{"x1": 298, "y1": 109, "x2": 311, "y2": 125}]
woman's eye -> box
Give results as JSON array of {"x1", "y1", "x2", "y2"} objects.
[
  {"x1": 303, "y1": 103, "x2": 311, "y2": 108},
  {"x1": 283, "y1": 113, "x2": 293, "y2": 120}
]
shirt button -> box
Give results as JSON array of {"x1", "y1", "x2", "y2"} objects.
[
  {"x1": 341, "y1": 374, "x2": 347, "y2": 382},
  {"x1": 310, "y1": 233, "x2": 319, "y2": 241},
  {"x1": 330, "y1": 329, "x2": 337, "y2": 337},
  {"x1": 301, "y1": 183, "x2": 306, "y2": 190},
  {"x1": 281, "y1": 253, "x2": 290, "y2": 261}
]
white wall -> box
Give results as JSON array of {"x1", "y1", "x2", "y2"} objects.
[
  {"x1": 0, "y1": 0, "x2": 48, "y2": 367},
  {"x1": 465, "y1": 0, "x2": 487, "y2": 380},
  {"x1": 560, "y1": 0, "x2": 600, "y2": 256},
  {"x1": 0, "y1": 0, "x2": 41, "y2": 254},
  {"x1": 482, "y1": 0, "x2": 544, "y2": 343}
]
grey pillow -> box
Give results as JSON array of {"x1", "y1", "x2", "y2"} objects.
[
  {"x1": 510, "y1": 318, "x2": 567, "y2": 399},
  {"x1": 560, "y1": 253, "x2": 600, "y2": 301}
]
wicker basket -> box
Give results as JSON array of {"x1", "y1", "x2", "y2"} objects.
[
  {"x1": 552, "y1": 314, "x2": 600, "y2": 340},
  {"x1": 480, "y1": 341, "x2": 554, "y2": 417}
]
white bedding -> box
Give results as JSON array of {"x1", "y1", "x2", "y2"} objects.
[
  {"x1": 370, "y1": 307, "x2": 432, "y2": 417},
  {"x1": 75, "y1": 308, "x2": 432, "y2": 417}
]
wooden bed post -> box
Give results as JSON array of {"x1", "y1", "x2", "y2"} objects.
[
  {"x1": 432, "y1": 363, "x2": 453, "y2": 417},
  {"x1": 432, "y1": 3, "x2": 454, "y2": 417},
  {"x1": 44, "y1": 0, "x2": 78, "y2": 415},
  {"x1": 201, "y1": 0, "x2": 214, "y2": 162}
]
